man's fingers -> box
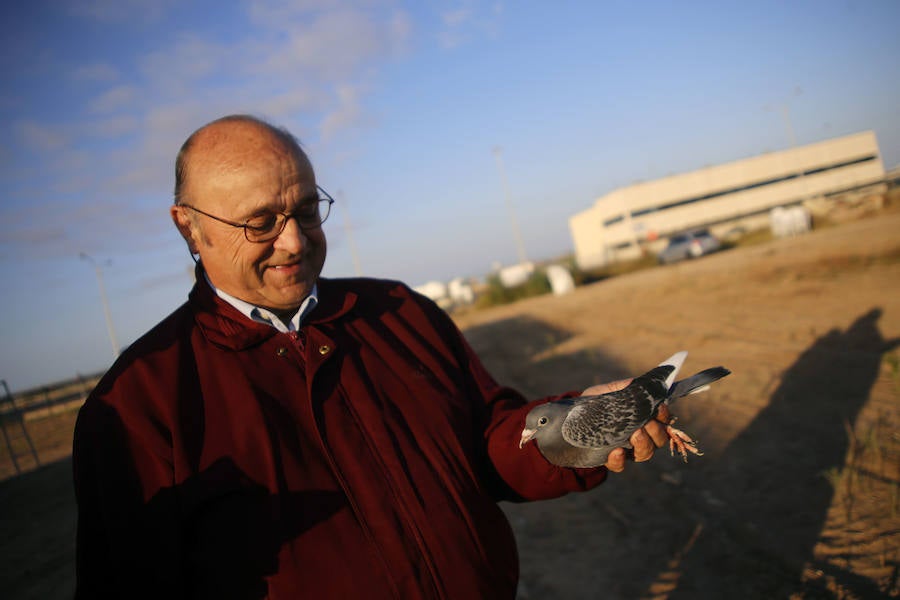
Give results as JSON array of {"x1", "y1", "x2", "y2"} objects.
[
  {"x1": 630, "y1": 428, "x2": 654, "y2": 462},
  {"x1": 605, "y1": 448, "x2": 626, "y2": 473},
  {"x1": 644, "y1": 419, "x2": 670, "y2": 449},
  {"x1": 647, "y1": 405, "x2": 673, "y2": 447},
  {"x1": 582, "y1": 378, "x2": 633, "y2": 396},
  {"x1": 657, "y1": 404, "x2": 671, "y2": 423},
  {"x1": 605, "y1": 405, "x2": 678, "y2": 472}
]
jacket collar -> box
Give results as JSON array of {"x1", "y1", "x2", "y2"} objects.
[
  {"x1": 188, "y1": 264, "x2": 358, "y2": 351},
  {"x1": 307, "y1": 278, "x2": 359, "y2": 325}
]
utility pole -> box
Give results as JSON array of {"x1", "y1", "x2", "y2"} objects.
[
  {"x1": 764, "y1": 86, "x2": 803, "y2": 148},
  {"x1": 338, "y1": 190, "x2": 363, "y2": 277},
  {"x1": 79, "y1": 252, "x2": 120, "y2": 358},
  {"x1": 765, "y1": 86, "x2": 809, "y2": 201},
  {"x1": 778, "y1": 103, "x2": 798, "y2": 148},
  {"x1": 492, "y1": 146, "x2": 529, "y2": 265}
]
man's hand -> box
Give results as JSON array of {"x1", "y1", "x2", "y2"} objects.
[{"x1": 581, "y1": 379, "x2": 673, "y2": 473}]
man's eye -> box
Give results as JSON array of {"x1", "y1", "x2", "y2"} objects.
[
  {"x1": 296, "y1": 203, "x2": 318, "y2": 220},
  {"x1": 245, "y1": 214, "x2": 277, "y2": 231}
]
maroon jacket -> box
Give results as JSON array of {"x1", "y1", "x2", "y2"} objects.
[{"x1": 73, "y1": 276, "x2": 607, "y2": 599}]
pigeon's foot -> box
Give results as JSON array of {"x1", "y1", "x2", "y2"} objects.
[{"x1": 662, "y1": 417, "x2": 703, "y2": 462}]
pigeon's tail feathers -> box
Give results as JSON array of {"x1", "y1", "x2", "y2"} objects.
[
  {"x1": 685, "y1": 384, "x2": 711, "y2": 395},
  {"x1": 658, "y1": 351, "x2": 688, "y2": 389},
  {"x1": 668, "y1": 367, "x2": 731, "y2": 402},
  {"x1": 658, "y1": 351, "x2": 688, "y2": 370}
]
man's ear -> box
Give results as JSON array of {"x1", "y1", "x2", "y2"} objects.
[{"x1": 170, "y1": 205, "x2": 201, "y2": 255}]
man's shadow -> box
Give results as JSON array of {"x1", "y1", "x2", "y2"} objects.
[{"x1": 665, "y1": 307, "x2": 899, "y2": 598}]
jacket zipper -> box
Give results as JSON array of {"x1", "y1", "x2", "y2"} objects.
[
  {"x1": 288, "y1": 330, "x2": 305, "y2": 351},
  {"x1": 298, "y1": 329, "x2": 404, "y2": 599},
  {"x1": 338, "y1": 390, "x2": 445, "y2": 598}
]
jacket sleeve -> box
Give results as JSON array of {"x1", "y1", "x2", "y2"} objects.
[
  {"x1": 459, "y1": 331, "x2": 609, "y2": 501},
  {"x1": 72, "y1": 384, "x2": 185, "y2": 599},
  {"x1": 404, "y1": 288, "x2": 608, "y2": 502}
]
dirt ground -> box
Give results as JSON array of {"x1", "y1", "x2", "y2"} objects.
[{"x1": 3, "y1": 210, "x2": 899, "y2": 599}]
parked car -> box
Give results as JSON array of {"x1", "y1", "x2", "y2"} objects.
[{"x1": 657, "y1": 229, "x2": 722, "y2": 264}]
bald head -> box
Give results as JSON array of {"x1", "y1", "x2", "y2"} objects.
[{"x1": 174, "y1": 114, "x2": 310, "y2": 206}]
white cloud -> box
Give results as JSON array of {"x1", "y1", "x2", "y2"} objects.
[
  {"x1": 442, "y1": 8, "x2": 472, "y2": 28},
  {"x1": 15, "y1": 120, "x2": 69, "y2": 152},
  {"x1": 138, "y1": 34, "x2": 230, "y2": 93},
  {"x1": 438, "y1": 5, "x2": 473, "y2": 48},
  {"x1": 389, "y1": 10, "x2": 413, "y2": 53},
  {"x1": 1, "y1": 223, "x2": 69, "y2": 247},
  {"x1": 70, "y1": 63, "x2": 120, "y2": 82},
  {"x1": 49, "y1": 150, "x2": 92, "y2": 182},
  {"x1": 257, "y1": 89, "x2": 324, "y2": 118},
  {"x1": 320, "y1": 84, "x2": 365, "y2": 141},
  {"x1": 129, "y1": 4, "x2": 411, "y2": 142},
  {"x1": 105, "y1": 103, "x2": 212, "y2": 193},
  {"x1": 67, "y1": 0, "x2": 177, "y2": 24},
  {"x1": 3, "y1": 0, "x2": 422, "y2": 261},
  {"x1": 0, "y1": 197, "x2": 81, "y2": 259},
  {"x1": 91, "y1": 115, "x2": 141, "y2": 138},
  {"x1": 257, "y1": 9, "x2": 394, "y2": 80},
  {"x1": 89, "y1": 85, "x2": 138, "y2": 114},
  {"x1": 244, "y1": 0, "x2": 346, "y2": 27},
  {"x1": 437, "y1": 1, "x2": 502, "y2": 49}
]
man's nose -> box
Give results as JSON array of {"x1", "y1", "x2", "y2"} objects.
[{"x1": 273, "y1": 216, "x2": 305, "y2": 253}]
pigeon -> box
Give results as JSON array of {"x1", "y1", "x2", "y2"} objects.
[{"x1": 519, "y1": 351, "x2": 730, "y2": 468}]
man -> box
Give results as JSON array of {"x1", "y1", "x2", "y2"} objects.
[{"x1": 73, "y1": 115, "x2": 671, "y2": 599}]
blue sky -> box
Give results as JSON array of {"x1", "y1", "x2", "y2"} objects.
[{"x1": 1, "y1": 0, "x2": 899, "y2": 391}]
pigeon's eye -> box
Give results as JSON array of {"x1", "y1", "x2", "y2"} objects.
[{"x1": 538, "y1": 416, "x2": 548, "y2": 426}]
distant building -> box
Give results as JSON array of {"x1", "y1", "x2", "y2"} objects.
[
  {"x1": 545, "y1": 265, "x2": 575, "y2": 296},
  {"x1": 414, "y1": 278, "x2": 477, "y2": 311},
  {"x1": 447, "y1": 277, "x2": 475, "y2": 305},
  {"x1": 569, "y1": 131, "x2": 885, "y2": 269},
  {"x1": 496, "y1": 261, "x2": 535, "y2": 288},
  {"x1": 413, "y1": 281, "x2": 451, "y2": 308}
]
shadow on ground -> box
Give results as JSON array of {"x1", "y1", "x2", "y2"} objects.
[
  {"x1": 461, "y1": 315, "x2": 631, "y2": 398},
  {"x1": 0, "y1": 456, "x2": 76, "y2": 600},
  {"x1": 467, "y1": 310, "x2": 898, "y2": 598},
  {"x1": 660, "y1": 307, "x2": 900, "y2": 598}
]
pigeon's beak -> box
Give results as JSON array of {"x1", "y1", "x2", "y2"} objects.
[{"x1": 519, "y1": 428, "x2": 537, "y2": 449}]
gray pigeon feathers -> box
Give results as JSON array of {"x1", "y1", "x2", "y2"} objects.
[{"x1": 519, "y1": 351, "x2": 730, "y2": 468}]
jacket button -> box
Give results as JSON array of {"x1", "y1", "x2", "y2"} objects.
[
  {"x1": 318, "y1": 344, "x2": 331, "y2": 355},
  {"x1": 276, "y1": 347, "x2": 288, "y2": 357}
]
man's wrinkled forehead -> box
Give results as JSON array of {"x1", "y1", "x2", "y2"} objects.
[
  {"x1": 179, "y1": 123, "x2": 312, "y2": 215},
  {"x1": 193, "y1": 120, "x2": 304, "y2": 166},
  {"x1": 186, "y1": 120, "x2": 312, "y2": 191}
]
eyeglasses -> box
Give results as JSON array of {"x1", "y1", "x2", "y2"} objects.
[{"x1": 178, "y1": 185, "x2": 334, "y2": 243}]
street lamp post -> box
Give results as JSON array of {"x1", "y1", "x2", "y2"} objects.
[
  {"x1": 79, "y1": 252, "x2": 121, "y2": 358},
  {"x1": 492, "y1": 146, "x2": 529, "y2": 265}
]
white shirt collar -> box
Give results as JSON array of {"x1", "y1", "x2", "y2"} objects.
[{"x1": 203, "y1": 272, "x2": 318, "y2": 333}]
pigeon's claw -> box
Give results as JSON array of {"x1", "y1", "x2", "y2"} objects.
[{"x1": 664, "y1": 420, "x2": 703, "y2": 463}]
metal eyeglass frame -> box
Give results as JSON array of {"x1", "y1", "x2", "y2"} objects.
[{"x1": 178, "y1": 185, "x2": 335, "y2": 242}]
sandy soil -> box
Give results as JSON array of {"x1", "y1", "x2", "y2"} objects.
[
  {"x1": 2, "y1": 210, "x2": 899, "y2": 599},
  {"x1": 458, "y1": 211, "x2": 900, "y2": 599}
]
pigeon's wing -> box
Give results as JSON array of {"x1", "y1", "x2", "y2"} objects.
[{"x1": 560, "y1": 386, "x2": 656, "y2": 449}]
